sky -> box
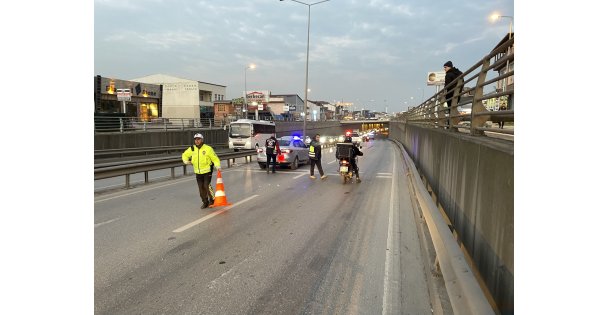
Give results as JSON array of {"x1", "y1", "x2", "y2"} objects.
[
  {"x1": 94, "y1": 0, "x2": 513, "y2": 114},
  {"x1": 5, "y1": 1, "x2": 608, "y2": 313}
]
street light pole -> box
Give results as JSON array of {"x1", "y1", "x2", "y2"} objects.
[
  {"x1": 244, "y1": 64, "x2": 256, "y2": 120},
  {"x1": 280, "y1": 0, "x2": 330, "y2": 138},
  {"x1": 418, "y1": 87, "x2": 425, "y2": 104}
]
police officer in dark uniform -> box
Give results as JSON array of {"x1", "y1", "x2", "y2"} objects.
[{"x1": 265, "y1": 135, "x2": 280, "y2": 173}]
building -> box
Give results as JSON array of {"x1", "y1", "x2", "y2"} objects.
[
  {"x1": 94, "y1": 75, "x2": 162, "y2": 121},
  {"x1": 263, "y1": 93, "x2": 304, "y2": 121},
  {"x1": 131, "y1": 74, "x2": 226, "y2": 119},
  {"x1": 492, "y1": 33, "x2": 514, "y2": 109},
  {"x1": 213, "y1": 100, "x2": 236, "y2": 126}
]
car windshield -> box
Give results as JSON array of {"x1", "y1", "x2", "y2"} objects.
[
  {"x1": 279, "y1": 140, "x2": 291, "y2": 146},
  {"x1": 230, "y1": 123, "x2": 251, "y2": 138}
]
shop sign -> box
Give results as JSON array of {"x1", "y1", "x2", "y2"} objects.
[{"x1": 117, "y1": 89, "x2": 132, "y2": 101}]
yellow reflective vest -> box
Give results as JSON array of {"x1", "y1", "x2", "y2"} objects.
[{"x1": 182, "y1": 144, "x2": 221, "y2": 174}]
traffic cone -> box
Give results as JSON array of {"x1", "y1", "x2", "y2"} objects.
[{"x1": 209, "y1": 170, "x2": 232, "y2": 207}]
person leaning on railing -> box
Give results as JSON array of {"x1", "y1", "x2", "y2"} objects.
[{"x1": 182, "y1": 133, "x2": 221, "y2": 209}]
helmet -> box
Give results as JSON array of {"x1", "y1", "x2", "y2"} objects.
[
  {"x1": 344, "y1": 136, "x2": 352, "y2": 143},
  {"x1": 193, "y1": 133, "x2": 203, "y2": 139}
]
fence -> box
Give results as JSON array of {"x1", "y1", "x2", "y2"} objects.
[
  {"x1": 94, "y1": 116, "x2": 228, "y2": 133},
  {"x1": 399, "y1": 37, "x2": 514, "y2": 136}
]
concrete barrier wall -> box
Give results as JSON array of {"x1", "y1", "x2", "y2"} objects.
[
  {"x1": 275, "y1": 121, "x2": 343, "y2": 137},
  {"x1": 94, "y1": 129, "x2": 229, "y2": 150},
  {"x1": 389, "y1": 121, "x2": 513, "y2": 314},
  {"x1": 94, "y1": 122, "x2": 348, "y2": 150}
]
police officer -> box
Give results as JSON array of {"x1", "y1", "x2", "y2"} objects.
[
  {"x1": 308, "y1": 134, "x2": 327, "y2": 180},
  {"x1": 265, "y1": 135, "x2": 281, "y2": 173},
  {"x1": 182, "y1": 133, "x2": 221, "y2": 209},
  {"x1": 337, "y1": 136, "x2": 363, "y2": 183}
]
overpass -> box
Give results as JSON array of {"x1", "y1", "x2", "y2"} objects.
[{"x1": 94, "y1": 38, "x2": 513, "y2": 314}]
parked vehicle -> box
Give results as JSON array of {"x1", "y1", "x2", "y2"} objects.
[
  {"x1": 257, "y1": 135, "x2": 309, "y2": 170},
  {"x1": 350, "y1": 132, "x2": 362, "y2": 148},
  {"x1": 229, "y1": 119, "x2": 276, "y2": 151}
]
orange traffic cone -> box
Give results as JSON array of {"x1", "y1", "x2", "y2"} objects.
[{"x1": 209, "y1": 170, "x2": 232, "y2": 207}]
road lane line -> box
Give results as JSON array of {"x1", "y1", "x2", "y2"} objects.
[
  {"x1": 94, "y1": 217, "x2": 120, "y2": 228},
  {"x1": 382, "y1": 150, "x2": 397, "y2": 315},
  {"x1": 293, "y1": 173, "x2": 308, "y2": 179},
  {"x1": 172, "y1": 195, "x2": 259, "y2": 233},
  {"x1": 327, "y1": 160, "x2": 336, "y2": 164},
  {"x1": 95, "y1": 177, "x2": 194, "y2": 203}
]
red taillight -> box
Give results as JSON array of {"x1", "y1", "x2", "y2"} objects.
[
  {"x1": 341, "y1": 160, "x2": 349, "y2": 165},
  {"x1": 257, "y1": 148, "x2": 263, "y2": 153}
]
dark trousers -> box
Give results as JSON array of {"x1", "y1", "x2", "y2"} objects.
[
  {"x1": 196, "y1": 172, "x2": 213, "y2": 203},
  {"x1": 350, "y1": 159, "x2": 360, "y2": 177},
  {"x1": 266, "y1": 154, "x2": 277, "y2": 172},
  {"x1": 310, "y1": 158, "x2": 324, "y2": 176}
]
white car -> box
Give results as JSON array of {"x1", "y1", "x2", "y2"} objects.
[
  {"x1": 256, "y1": 136, "x2": 310, "y2": 170},
  {"x1": 350, "y1": 132, "x2": 362, "y2": 147}
]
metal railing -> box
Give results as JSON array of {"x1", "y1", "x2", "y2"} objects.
[
  {"x1": 94, "y1": 144, "x2": 229, "y2": 159},
  {"x1": 399, "y1": 37, "x2": 514, "y2": 136},
  {"x1": 94, "y1": 150, "x2": 257, "y2": 189},
  {"x1": 94, "y1": 116, "x2": 229, "y2": 133}
]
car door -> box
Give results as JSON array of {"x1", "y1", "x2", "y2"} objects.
[{"x1": 293, "y1": 140, "x2": 305, "y2": 160}]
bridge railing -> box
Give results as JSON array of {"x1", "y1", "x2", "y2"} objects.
[
  {"x1": 94, "y1": 116, "x2": 228, "y2": 133},
  {"x1": 400, "y1": 37, "x2": 514, "y2": 136}
]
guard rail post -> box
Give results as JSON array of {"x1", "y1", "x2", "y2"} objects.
[{"x1": 471, "y1": 59, "x2": 492, "y2": 136}]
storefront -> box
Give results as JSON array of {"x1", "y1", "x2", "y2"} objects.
[{"x1": 94, "y1": 75, "x2": 162, "y2": 121}]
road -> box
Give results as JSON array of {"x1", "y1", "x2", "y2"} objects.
[{"x1": 94, "y1": 139, "x2": 448, "y2": 314}]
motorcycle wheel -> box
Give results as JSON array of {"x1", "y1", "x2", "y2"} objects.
[{"x1": 342, "y1": 175, "x2": 347, "y2": 184}]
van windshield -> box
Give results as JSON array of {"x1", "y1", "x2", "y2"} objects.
[{"x1": 230, "y1": 123, "x2": 251, "y2": 138}]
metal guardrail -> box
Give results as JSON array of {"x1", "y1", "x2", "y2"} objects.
[
  {"x1": 94, "y1": 144, "x2": 229, "y2": 159},
  {"x1": 94, "y1": 116, "x2": 229, "y2": 133},
  {"x1": 94, "y1": 150, "x2": 257, "y2": 189},
  {"x1": 399, "y1": 37, "x2": 514, "y2": 136}
]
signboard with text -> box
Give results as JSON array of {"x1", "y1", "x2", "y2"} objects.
[
  {"x1": 117, "y1": 89, "x2": 132, "y2": 101},
  {"x1": 427, "y1": 71, "x2": 446, "y2": 86}
]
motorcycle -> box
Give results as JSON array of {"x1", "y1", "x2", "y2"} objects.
[{"x1": 338, "y1": 157, "x2": 355, "y2": 184}]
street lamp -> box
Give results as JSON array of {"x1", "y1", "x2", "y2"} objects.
[
  {"x1": 244, "y1": 63, "x2": 256, "y2": 119},
  {"x1": 490, "y1": 14, "x2": 513, "y2": 38},
  {"x1": 280, "y1": 0, "x2": 330, "y2": 138}
]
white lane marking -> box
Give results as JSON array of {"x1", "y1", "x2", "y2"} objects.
[
  {"x1": 95, "y1": 168, "x2": 243, "y2": 202},
  {"x1": 377, "y1": 173, "x2": 393, "y2": 176},
  {"x1": 172, "y1": 195, "x2": 259, "y2": 233},
  {"x1": 376, "y1": 176, "x2": 393, "y2": 178},
  {"x1": 328, "y1": 160, "x2": 336, "y2": 164},
  {"x1": 382, "y1": 150, "x2": 397, "y2": 315},
  {"x1": 293, "y1": 173, "x2": 308, "y2": 179},
  {"x1": 94, "y1": 217, "x2": 120, "y2": 228},
  {"x1": 95, "y1": 177, "x2": 194, "y2": 203}
]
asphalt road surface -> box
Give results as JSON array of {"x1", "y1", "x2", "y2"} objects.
[{"x1": 95, "y1": 139, "x2": 449, "y2": 314}]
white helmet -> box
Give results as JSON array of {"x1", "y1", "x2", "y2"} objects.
[{"x1": 193, "y1": 133, "x2": 203, "y2": 139}]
